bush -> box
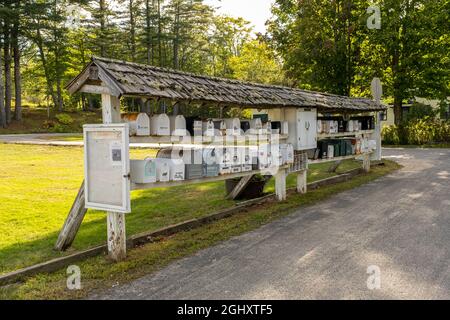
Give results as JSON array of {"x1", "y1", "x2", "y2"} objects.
[
  {"x1": 404, "y1": 103, "x2": 436, "y2": 122},
  {"x1": 382, "y1": 125, "x2": 400, "y2": 145},
  {"x1": 55, "y1": 113, "x2": 74, "y2": 125},
  {"x1": 382, "y1": 119, "x2": 450, "y2": 145}
]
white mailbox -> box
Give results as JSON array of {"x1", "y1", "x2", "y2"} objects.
[
  {"x1": 280, "y1": 144, "x2": 294, "y2": 165},
  {"x1": 84, "y1": 124, "x2": 130, "y2": 213},
  {"x1": 203, "y1": 119, "x2": 216, "y2": 136},
  {"x1": 155, "y1": 158, "x2": 170, "y2": 182},
  {"x1": 121, "y1": 113, "x2": 150, "y2": 136},
  {"x1": 170, "y1": 115, "x2": 188, "y2": 136},
  {"x1": 151, "y1": 113, "x2": 171, "y2": 136},
  {"x1": 224, "y1": 118, "x2": 241, "y2": 136},
  {"x1": 246, "y1": 118, "x2": 263, "y2": 135},
  {"x1": 130, "y1": 159, "x2": 157, "y2": 184},
  {"x1": 285, "y1": 108, "x2": 317, "y2": 151}
]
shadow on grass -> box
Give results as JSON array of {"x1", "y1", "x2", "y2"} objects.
[{"x1": 0, "y1": 160, "x2": 362, "y2": 274}]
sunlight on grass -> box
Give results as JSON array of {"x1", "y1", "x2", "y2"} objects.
[{"x1": 0, "y1": 143, "x2": 362, "y2": 274}]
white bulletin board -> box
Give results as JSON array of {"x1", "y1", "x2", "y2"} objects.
[{"x1": 83, "y1": 124, "x2": 131, "y2": 213}]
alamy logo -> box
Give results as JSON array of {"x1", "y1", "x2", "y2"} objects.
[
  {"x1": 67, "y1": 265, "x2": 81, "y2": 290},
  {"x1": 367, "y1": 5, "x2": 381, "y2": 29},
  {"x1": 367, "y1": 265, "x2": 381, "y2": 290}
]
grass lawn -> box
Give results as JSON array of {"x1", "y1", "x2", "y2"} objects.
[
  {"x1": 0, "y1": 143, "x2": 366, "y2": 276},
  {"x1": 0, "y1": 108, "x2": 101, "y2": 135},
  {"x1": 0, "y1": 158, "x2": 401, "y2": 299}
]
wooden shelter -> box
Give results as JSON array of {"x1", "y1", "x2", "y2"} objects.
[
  {"x1": 67, "y1": 56, "x2": 386, "y2": 112},
  {"x1": 57, "y1": 56, "x2": 386, "y2": 262}
]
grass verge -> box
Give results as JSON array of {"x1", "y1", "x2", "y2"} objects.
[
  {"x1": 0, "y1": 143, "x2": 362, "y2": 275},
  {"x1": 0, "y1": 160, "x2": 401, "y2": 300}
]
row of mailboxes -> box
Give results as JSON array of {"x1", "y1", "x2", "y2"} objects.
[
  {"x1": 122, "y1": 113, "x2": 290, "y2": 138},
  {"x1": 130, "y1": 158, "x2": 185, "y2": 184},
  {"x1": 129, "y1": 144, "x2": 295, "y2": 184},
  {"x1": 122, "y1": 113, "x2": 188, "y2": 136}
]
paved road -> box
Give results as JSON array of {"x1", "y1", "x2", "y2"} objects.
[{"x1": 92, "y1": 148, "x2": 450, "y2": 300}]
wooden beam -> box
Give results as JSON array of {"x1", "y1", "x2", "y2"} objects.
[
  {"x1": 327, "y1": 160, "x2": 342, "y2": 173},
  {"x1": 362, "y1": 153, "x2": 371, "y2": 172},
  {"x1": 296, "y1": 170, "x2": 307, "y2": 194},
  {"x1": 102, "y1": 93, "x2": 121, "y2": 124},
  {"x1": 54, "y1": 180, "x2": 88, "y2": 251},
  {"x1": 79, "y1": 84, "x2": 113, "y2": 96},
  {"x1": 107, "y1": 212, "x2": 127, "y2": 262},
  {"x1": 275, "y1": 169, "x2": 287, "y2": 201},
  {"x1": 102, "y1": 94, "x2": 127, "y2": 261},
  {"x1": 226, "y1": 175, "x2": 254, "y2": 200}
]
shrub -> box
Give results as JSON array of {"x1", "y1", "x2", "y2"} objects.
[
  {"x1": 383, "y1": 119, "x2": 450, "y2": 145},
  {"x1": 404, "y1": 102, "x2": 436, "y2": 122},
  {"x1": 42, "y1": 120, "x2": 56, "y2": 130},
  {"x1": 382, "y1": 125, "x2": 400, "y2": 145},
  {"x1": 55, "y1": 113, "x2": 74, "y2": 125}
]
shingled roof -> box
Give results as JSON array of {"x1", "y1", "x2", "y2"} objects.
[{"x1": 66, "y1": 56, "x2": 386, "y2": 112}]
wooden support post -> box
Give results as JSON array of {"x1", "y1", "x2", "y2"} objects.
[
  {"x1": 55, "y1": 180, "x2": 87, "y2": 251},
  {"x1": 275, "y1": 169, "x2": 287, "y2": 201},
  {"x1": 296, "y1": 170, "x2": 307, "y2": 194},
  {"x1": 226, "y1": 175, "x2": 254, "y2": 200},
  {"x1": 102, "y1": 93, "x2": 127, "y2": 261},
  {"x1": 327, "y1": 160, "x2": 342, "y2": 173},
  {"x1": 107, "y1": 212, "x2": 127, "y2": 262},
  {"x1": 363, "y1": 153, "x2": 371, "y2": 172}
]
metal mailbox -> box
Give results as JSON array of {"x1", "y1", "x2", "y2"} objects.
[
  {"x1": 121, "y1": 113, "x2": 150, "y2": 136},
  {"x1": 151, "y1": 113, "x2": 171, "y2": 136}
]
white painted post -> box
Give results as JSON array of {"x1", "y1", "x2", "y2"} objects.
[
  {"x1": 102, "y1": 93, "x2": 127, "y2": 262},
  {"x1": 372, "y1": 112, "x2": 382, "y2": 161},
  {"x1": 296, "y1": 170, "x2": 307, "y2": 194},
  {"x1": 275, "y1": 169, "x2": 287, "y2": 201},
  {"x1": 363, "y1": 153, "x2": 371, "y2": 173}
]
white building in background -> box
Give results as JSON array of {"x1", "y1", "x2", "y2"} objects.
[{"x1": 381, "y1": 97, "x2": 450, "y2": 127}]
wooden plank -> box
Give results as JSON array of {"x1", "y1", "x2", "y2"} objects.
[
  {"x1": 107, "y1": 212, "x2": 127, "y2": 262},
  {"x1": 54, "y1": 180, "x2": 88, "y2": 251},
  {"x1": 296, "y1": 170, "x2": 307, "y2": 194},
  {"x1": 327, "y1": 160, "x2": 342, "y2": 173},
  {"x1": 226, "y1": 175, "x2": 254, "y2": 200},
  {"x1": 132, "y1": 166, "x2": 289, "y2": 191},
  {"x1": 317, "y1": 130, "x2": 375, "y2": 139},
  {"x1": 79, "y1": 84, "x2": 112, "y2": 95},
  {"x1": 275, "y1": 169, "x2": 287, "y2": 201},
  {"x1": 362, "y1": 153, "x2": 371, "y2": 173},
  {"x1": 102, "y1": 94, "x2": 127, "y2": 261}
]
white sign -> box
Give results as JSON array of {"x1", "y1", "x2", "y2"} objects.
[{"x1": 84, "y1": 124, "x2": 131, "y2": 213}]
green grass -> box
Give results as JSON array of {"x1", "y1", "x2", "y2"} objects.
[
  {"x1": 39, "y1": 135, "x2": 83, "y2": 141},
  {"x1": 0, "y1": 108, "x2": 101, "y2": 134},
  {"x1": 0, "y1": 159, "x2": 401, "y2": 300},
  {"x1": 0, "y1": 143, "x2": 365, "y2": 276}
]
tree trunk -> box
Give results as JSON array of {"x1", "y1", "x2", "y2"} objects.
[
  {"x1": 0, "y1": 45, "x2": 6, "y2": 128},
  {"x1": 173, "y1": 2, "x2": 180, "y2": 69},
  {"x1": 392, "y1": 44, "x2": 402, "y2": 125},
  {"x1": 99, "y1": 0, "x2": 107, "y2": 57},
  {"x1": 12, "y1": 20, "x2": 21, "y2": 121},
  {"x1": 4, "y1": 24, "x2": 12, "y2": 124},
  {"x1": 34, "y1": 24, "x2": 58, "y2": 108},
  {"x1": 145, "y1": 0, "x2": 152, "y2": 64},
  {"x1": 129, "y1": 0, "x2": 136, "y2": 61},
  {"x1": 157, "y1": 0, "x2": 162, "y2": 66},
  {"x1": 393, "y1": 95, "x2": 403, "y2": 126}
]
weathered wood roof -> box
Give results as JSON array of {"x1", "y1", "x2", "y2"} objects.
[{"x1": 66, "y1": 56, "x2": 386, "y2": 112}]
